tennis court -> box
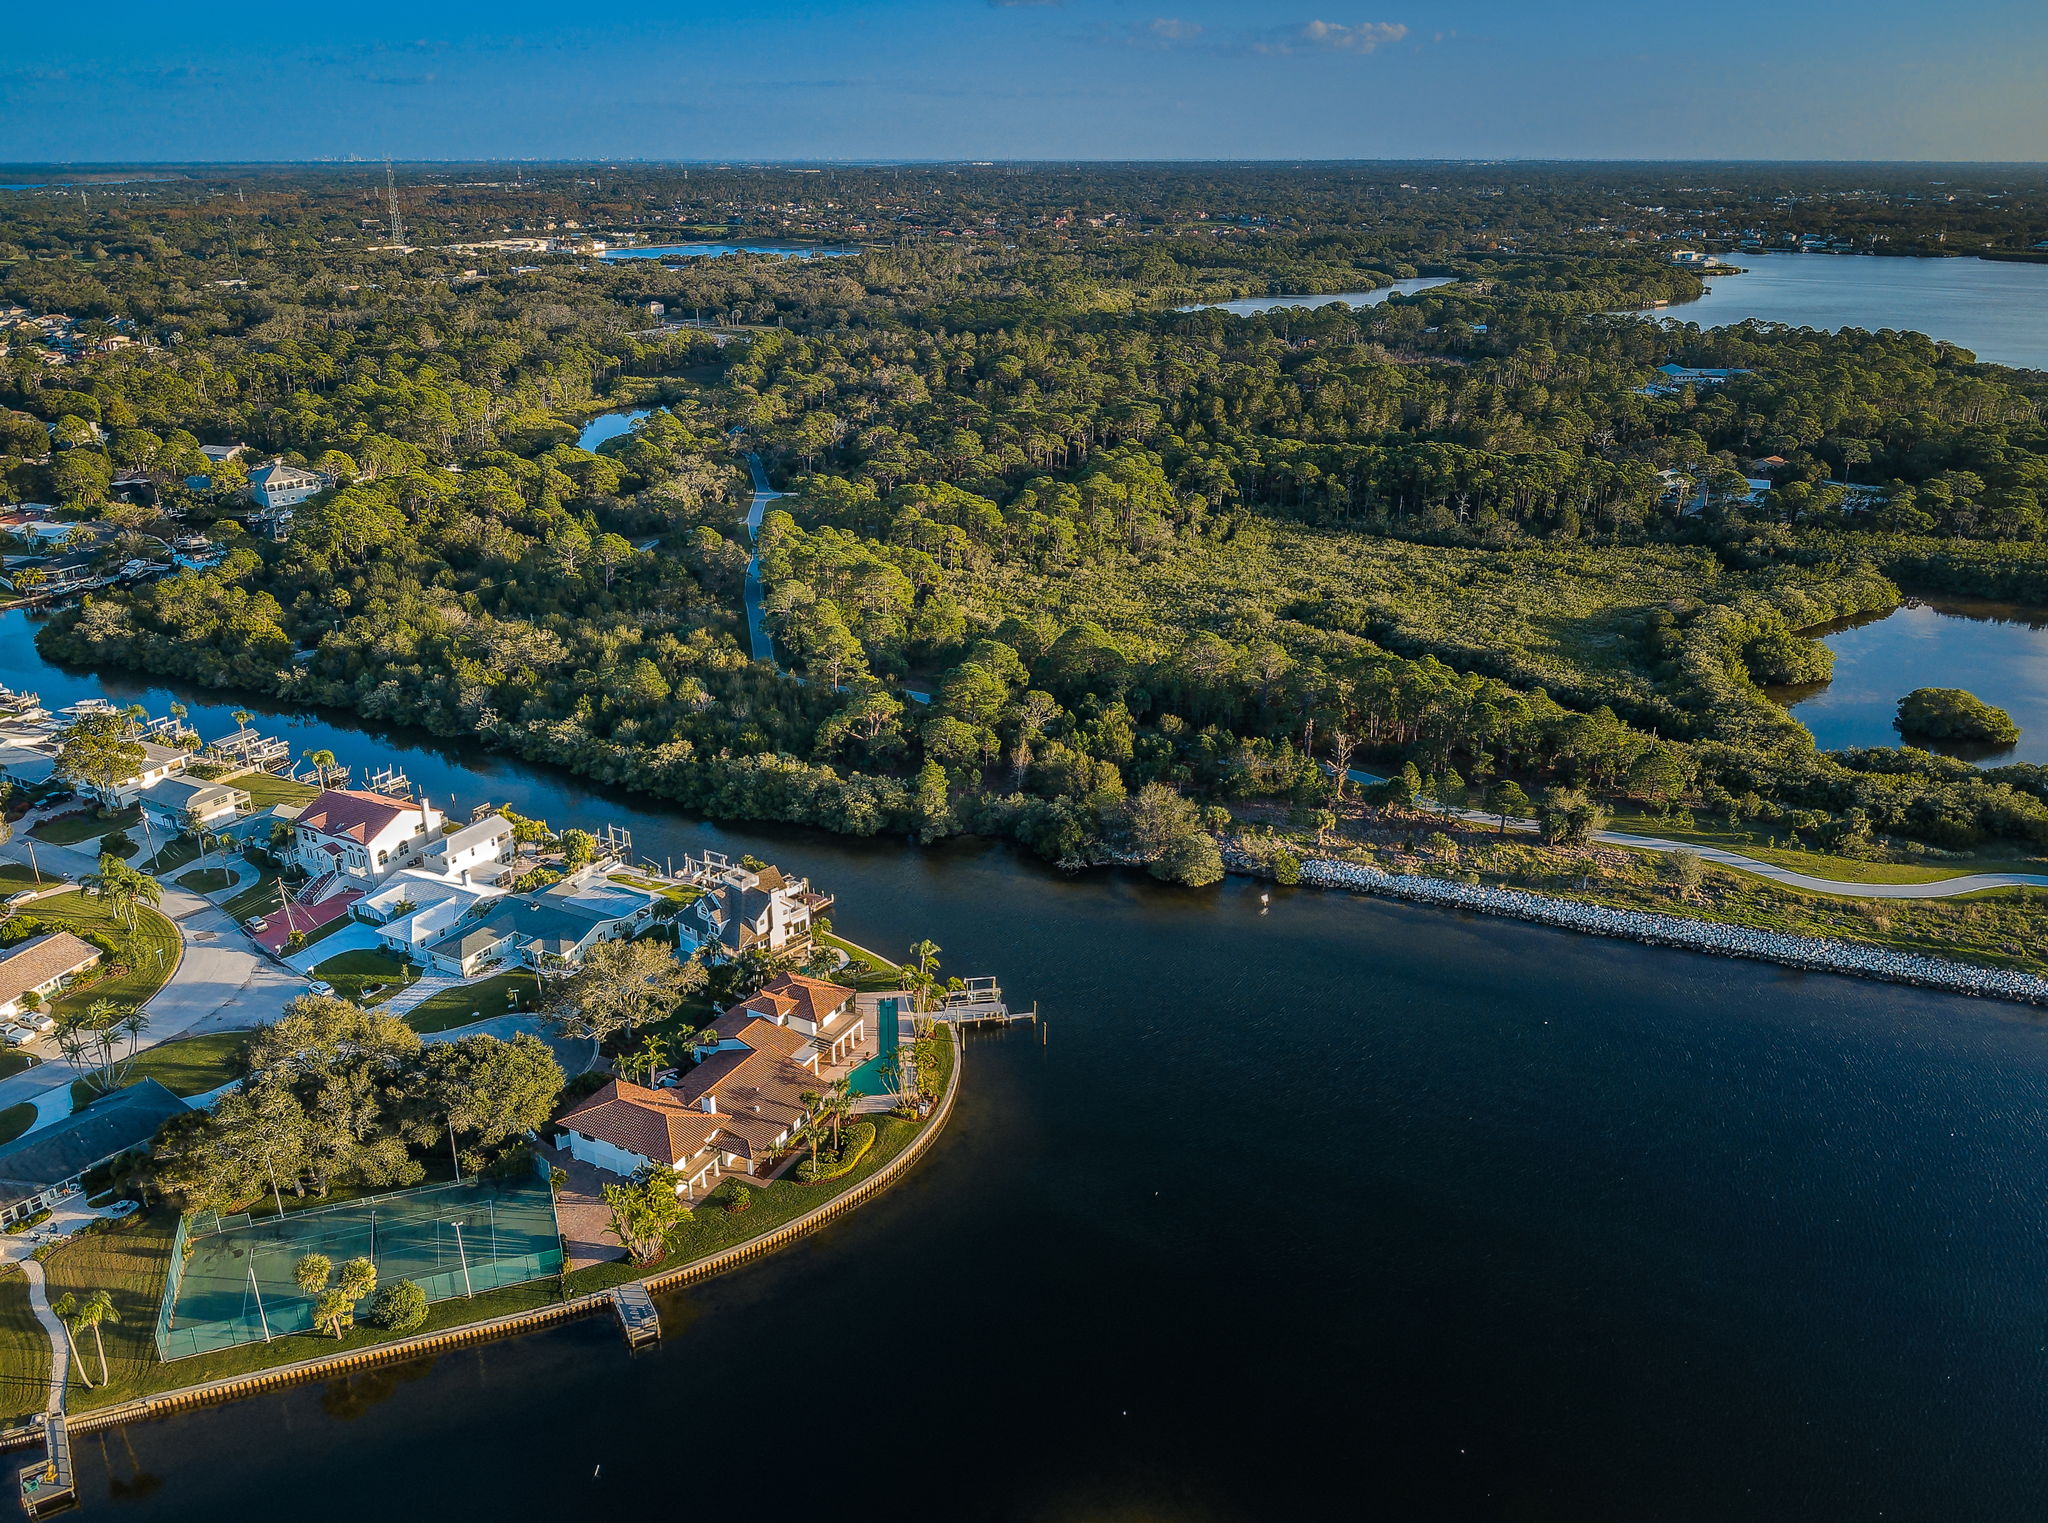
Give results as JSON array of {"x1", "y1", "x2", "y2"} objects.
[{"x1": 155, "y1": 1163, "x2": 563, "y2": 1359}]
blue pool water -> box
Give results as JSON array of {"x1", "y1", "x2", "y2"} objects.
[{"x1": 847, "y1": 996, "x2": 900, "y2": 1096}]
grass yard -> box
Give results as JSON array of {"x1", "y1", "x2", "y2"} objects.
[
  {"x1": 71, "y1": 1032, "x2": 249, "y2": 1108},
  {"x1": 22, "y1": 892, "x2": 180, "y2": 1019},
  {"x1": 5, "y1": 1032, "x2": 962, "y2": 1416},
  {"x1": 31, "y1": 805, "x2": 138, "y2": 846},
  {"x1": 313, "y1": 948, "x2": 418, "y2": 1006},
  {"x1": 142, "y1": 837, "x2": 200, "y2": 876},
  {"x1": 608, "y1": 872, "x2": 701, "y2": 904},
  {"x1": 0, "y1": 1102, "x2": 37, "y2": 1144},
  {"x1": 818, "y1": 932, "x2": 906, "y2": 991},
  {"x1": 0, "y1": 863, "x2": 61, "y2": 894},
  {"x1": 0, "y1": 1268, "x2": 50, "y2": 1428},
  {"x1": 0, "y1": 1054, "x2": 33, "y2": 1082},
  {"x1": 233, "y1": 772, "x2": 317, "y2": 809},
  {"x1": 222, "y1": 868, "x2": 286, "y2": 924},
  {"x1": 175, "y1": 868, "x2": 234, "y2": 894},
  {"x1": 1601, "y1": 808, "x2": 2048, "y2": 888},
  {"x1": 404, "y1": 970, "x2": 539, "y2": 1033}
]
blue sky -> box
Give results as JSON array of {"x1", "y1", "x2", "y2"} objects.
[{"x1": 4, "y1": 0, "x2": 2044, "y2": 163}]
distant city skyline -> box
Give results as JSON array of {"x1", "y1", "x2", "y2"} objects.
[{"x1": 5, "y1": 0, "x2": 2044, "y2": 163}]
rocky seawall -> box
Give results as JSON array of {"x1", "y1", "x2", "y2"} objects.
[{"x1": 1226, "y1": 850, "x2": 2048, "y2": 1006}]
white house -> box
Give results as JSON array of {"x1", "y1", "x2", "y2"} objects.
[
  {"x1": 356, "y1": 868, "x2": 505, "y2": 957},
  {"x1": 421, "y1": 870, "x2": 659, "y2": 977},
  {"x1": 96, "y1": 741, "x2": 190, "y2": 807},
  {"x1": 288, "y1": 788, "x2": 447, "y2": 890},
  {"x1": 422, "y1": 814, "x2": 518, "y2": 881},
  {"x1": 690, "y1": 862, "x2": 832, "y2": 957},
  {"x1": 247, "y1": 461, "x2": 326, "y2": 511},
  {"x1": 0, "y1": 933, "x2": 100, "y2": 1021},
  {"x1": 137, "y1": 775, "x2": 249, "y2": 835}
]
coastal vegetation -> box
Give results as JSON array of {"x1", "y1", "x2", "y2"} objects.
[
  {"x1": 7, "y1": 163, "x2": 2048, "y2": 953},
  {"x1": 1896, "y1": 687, "x2": 2021, "y2": 745}
]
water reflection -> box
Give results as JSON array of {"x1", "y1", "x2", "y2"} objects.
[{"x1": 1774, "y1": 598, "x2": 2048, "y2": 764}]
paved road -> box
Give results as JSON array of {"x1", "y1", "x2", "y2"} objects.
[
  {"x1": 0, "y1": 832, "x2": 305, "y2": 1114},
  {"x1": 742, "y1": 452, "x2": 779, "y2": 666},
  {"x1": 1339, "y1": 768, "x2": 2048, "y2": 901}
]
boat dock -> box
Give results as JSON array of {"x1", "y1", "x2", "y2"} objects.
[
  {"x1": 17, "y1": 1415, "x2": 74, "y2": 1516},
  {"x1": 610, "y1": 1284, "x2": 660, "y2": 1349},
  {"x1": 926, "y1": 977, "x2": 1037, "y2": 1028}
]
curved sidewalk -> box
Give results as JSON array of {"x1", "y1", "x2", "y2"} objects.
[{"x1": 1339, "y1": 768, "x2": 2048, "y2": 901}]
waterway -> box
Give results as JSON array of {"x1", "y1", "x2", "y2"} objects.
[
  {"x1": 1774, "y1": 598, "x2": 2048, "y2": 765},
  {"x1": 1178, "y1": 276, "x2": 1456, "y2": 314},
  {"x1": 1637, "y1": 253, "x2": 2048, "y2": 372},
  {"x1": 10, "y1": 608, "x2": 2048, "y2": 1517},
  {"x1": 598, "y1": 242, "x2": 853, "y2": 262}
]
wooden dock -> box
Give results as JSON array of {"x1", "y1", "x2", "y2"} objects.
[
  {"x1": 17, "y1": 1415, "x2": 74, "y2": 1516},
  {"x1": 925, "y1": 977, "x2": 1037, "y2": 1029},
  {"x1": 610, "y1": 1284, "x2": 661, "y2": 1349}
]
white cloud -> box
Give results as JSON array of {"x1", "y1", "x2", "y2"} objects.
[
  {"x1": 1256, "y1": 20, "x2": 1409, "y2": 55},
  {"x1": 1148, "y1": 18, "x2": 1205, "y2": 42}
]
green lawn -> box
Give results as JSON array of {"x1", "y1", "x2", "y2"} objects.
[
  {"x1": 222, "y1": 868, "x2": 286, "y2": 924},
  {"x1": 175, "y1": 868, "x2": 234, "y2": 894},
  {"x1": 0, "y1": 1052, "x2": 34, "y2": 1082},
  {"x1": 0, "y1": 1268, "x2": 50, "y2": 1428},
  {"x1": 29, "y1": 1029, "x2": 961, "y2": 1415},
  {"x1": 0, "y1": 1103, "x2": 37, "y2": 1144},
  {"x1": 234, "y1": 773, "x2": 317, "y2": 809},
  {"x1": 0, "y1": 863, "x2": 61, "y2": 894},
  {"x1": 608, "y1": 873, "x2": 701, "y2": 904},
  {"x1": 142, "y1": 837, "x2": 200, "y2": 875},
  {"x1": 404, "y1": 970, "x2": 539, "y2": 1033},
  {"x1": 314, "y1": 948, "x2": 418, "y2": 1006},
  {"x1": 22, "y1": 892, "x2": 181, "y2": 1019},
  {"x1": 818, "y1": 932, "x2": 906, "y2": 991},
  {"x1": 1601, "y1": 808, "x2": 2048, "y2": 887},
  {"x1": 71, "y1": 1032, "x2": 249, "y2": 1108},
  {"x1": 31, "y1": 805, "x2": 138, "y2": 846}
]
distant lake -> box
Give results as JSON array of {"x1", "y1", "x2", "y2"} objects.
[
  {"x1": 599, "y1": 242, "x2": 854, "y2": 262},
  {"x1": 0, "y1": 184, "x2": 48, "y2": 192},
  {"x1": 577, "y1": 407, "x2": 653, "y2": 451},
  {"x1": 1178, "y1": 277, "x2": 1456, "y2": 314},
  {"x1": 1773, "y1": 598, "x2": 2048, "y2": 764},
  {"x1": 1636, "y1": 254, "x2": 2048, "y2": 372}
]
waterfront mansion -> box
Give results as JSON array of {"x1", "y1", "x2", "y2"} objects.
[{"x1": 553, "y1": 973, "x2": 864, "y2": 1197}]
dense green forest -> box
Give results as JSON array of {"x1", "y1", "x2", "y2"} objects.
[{"x1": 9, "y1": 162, "x2": 2048, "y2": 882}]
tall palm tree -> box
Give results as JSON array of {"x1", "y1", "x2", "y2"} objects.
[
  {"x1": 48, "y1": 1293, "x2": 89, "y2": 1389},
  {"x1": 82, "y1": 854, "x2": 158, "y2": 932},
  {"x1": 113, "y1": 1007, "x2": 150, "y2": 1086},
  {"x1": 822, "y1": 1076, "x2": 857, "y2": 1149},
  {"x1": 77, "y1": 1290, "x2": 117, "y2": 1387}
]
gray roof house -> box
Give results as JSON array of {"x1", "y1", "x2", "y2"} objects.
[{"x1": 0, "y1": 1079, "x2": 188, "y2": 1227}]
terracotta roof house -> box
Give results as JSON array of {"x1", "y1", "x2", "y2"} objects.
[
  {"x1": 0, "y1": 932, "x2": 100, "y2": 1021},
  {"x1": 288, "y1": 789, "x2": 446, "y2": 890},
  {"x1": 715, "y1": 973, "x2": 865, "y2": 1064},
  {"x1": 555, "y1": 1016, "x2": 836, "y2": 1198}
]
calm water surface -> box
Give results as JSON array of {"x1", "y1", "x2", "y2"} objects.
[
  {"x1": 1641, "y1": 254, "x2": 2048, "y2": 371},
  {"x1": 8, "y1": 609, "x2": 2048, "y2": 1521},
  {"x1": 1776, "y1": 598, "x2": 2048, "y2": 764},
  {"x1": 598, "y1": 242, "x2": 853, "y2": 262},
  {"x1": 575, "y1": 408, "x2": 652, "y2": 451},
  {"x1": 1179, "y1": 276, "x2": 1455, "y2": 314}
]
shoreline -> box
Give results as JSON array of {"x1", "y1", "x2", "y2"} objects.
[
  {"x1": 3, "y1": 1022, "x2": 964, "y2": 1447},
  {"x1": 1226, "y1": 850, "x2": 2048, "y2": 1006}
]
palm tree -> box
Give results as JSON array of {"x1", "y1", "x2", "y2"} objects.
[
  {"x1": 821, "y1": 1076, "x2": 856, "y2": 1149},
  {"x1": 81, "y1": 854, "x2": 158, "y2": 932},
  {"x1": 113, "y1": 1006, "x2": 150, "y2": 1086},
  {"x1": 77, "y1": 1290, "x2": 117, "y2": 1386},
  {"x1": 303, "y1": 748, "x2": 338, "y2": 787},
  {"x1": 627, "y1": 1033, "x2": 668, "y2": 1086},
  {"x1": 904, "y1": 939, "x2": 942, "y2": 1012},
  {"x1": 48, "y1": 1293, "x2": 90, "y2": 1389},
  {"x1": 795, "y1": 1099, "x2": 824, "y2": 1175},
  {"x1": 293, "y1": 1252, "x2": 332, "y2": 1298},
  {"x1": 231, "y1": 709, "x2": 253, "y2": 737}
]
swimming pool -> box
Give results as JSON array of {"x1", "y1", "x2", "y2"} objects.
[{"x1": 846, "y1": 996, "x2": 900, "y2": 1096}]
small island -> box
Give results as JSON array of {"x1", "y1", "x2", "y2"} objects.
[{"x1": 1896, "y1": 687, "x2": 2022, "y2": 747}]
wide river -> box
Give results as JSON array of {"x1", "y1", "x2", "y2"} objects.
[
  {"x1": 1641, "y1": 253, "x2": 2048, "y2": 371},
  {"x1": 9, "y1": 608, "x2": 2048, "y2": 1519}
]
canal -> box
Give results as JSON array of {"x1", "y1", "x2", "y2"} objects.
[{"x1": 10, "y1": 607, "x2": 2048, "y2": 1521}]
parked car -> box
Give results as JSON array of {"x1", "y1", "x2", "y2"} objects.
[
  {"x1": 306, "y1": 979, "x2": 334, "y2": 996},
  {"x1": 17, "y1": 1013, "x2": 53, "y2": 1034},
  {"x1": 245, "y1": 916, "x2": 268, "y2": 932},
  {"x1": 0, "y1": 1028, "x2": 32, "y2": 1047},
  {"x1": 1, "y1": 890, "x2": 36, "y2": 909}
]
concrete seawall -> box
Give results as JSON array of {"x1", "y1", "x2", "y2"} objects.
[{"x1": 12, "y1": 1027, "x2": 964, "y2": 1444}]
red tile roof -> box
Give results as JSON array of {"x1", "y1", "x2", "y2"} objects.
[
  {"x1": 732, "y1": 972, "x2": 854, "y2": 1030},
  {"x1": 557, "y1": 1079, "x2": 725, "y2": 1167},
  {"x1": 295, "y1": 788, "x2": 421, "y2": 846}
]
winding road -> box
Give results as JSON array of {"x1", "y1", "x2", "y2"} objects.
[
  {"x1": 742, "y1": 453, "x2": 779, "y2": 667},
  {"x1": 1338, "y1": 769, "x2": 2048, "y2": 901}
]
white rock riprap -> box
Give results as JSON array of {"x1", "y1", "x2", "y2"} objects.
[{"x1": 1227, "y1": 850, "x2": 2048, "y2": 1006}]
